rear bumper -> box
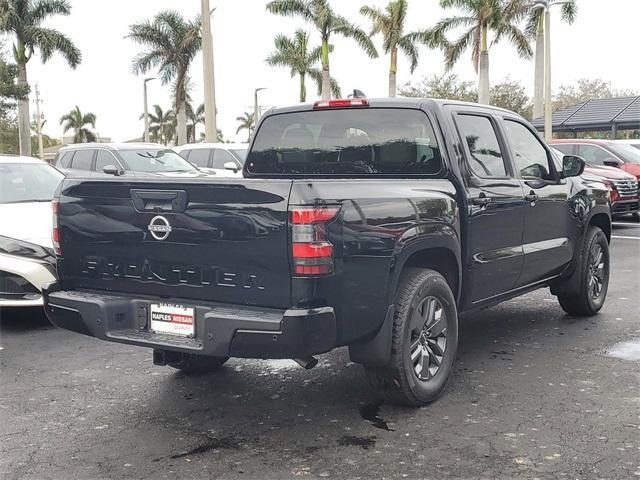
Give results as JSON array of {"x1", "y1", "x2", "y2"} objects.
[{"x1": 43, "y1": 286, "x2": 337, "y2": 359}]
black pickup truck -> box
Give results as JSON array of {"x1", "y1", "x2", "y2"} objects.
[{"x1": 44, "y1": 98, "x2": 611, "y2": 406}]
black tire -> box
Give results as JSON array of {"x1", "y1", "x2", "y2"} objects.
[
  {"x1": 365, "y1": 268, "x2": 458, "y2": 407},
  {"x1": 632, "y1": 212, "x2": 640, "y2": 222},
  {"x1": 557, "y1": 226, "x2": 609, "y2": 316},
  {"x1": 168, "y1": 354, "x2": 229, "y2": 374}
]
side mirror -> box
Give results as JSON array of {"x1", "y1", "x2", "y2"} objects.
[
  {"x1": 103, "y1": 164, "x2": 123, "y2": 176},
  {"x1": 561, "y1": 155, "x2": 585, "y2": 178},
  {"x1": 224, "y1": 161, "x2": 239, "y2": 173},
  {"x1": 603, "y1": 158, "x2": 621, "y2": 168}
]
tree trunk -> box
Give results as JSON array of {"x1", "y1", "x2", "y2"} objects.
[
  {"x1": 300, "y1": 72, "x2": 306, "y2": 102},
  {"x1": 16, "y1": 61, "x2": 31, "y2": 156},
  {"x1": 176, "y1": 101, "x2": 187, "y2": 146},
  {"x1": 477, "y1": 25, "x2": 490, "y2": 105},
  {"x1": 321, "y1": 38, "x2": 331, "y2": 100},
  {"x1": 389, "y1": 47, "x2": 398, "y2": 97},
  {"x1": 532, "y1": 15, "x2": 544, "y2": 120}
]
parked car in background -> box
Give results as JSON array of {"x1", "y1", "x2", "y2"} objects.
[
  {"x1": 615, "y1": 139, "x2": 640, "y2": 150},
  {"x1": 53, "y1": 143, "x2": 205, "y2": 177},
  {"x1": 551, "y1": 140, "x2": 640, "y2": 220},
  {"x1": 174, "y1": 143, "x2": 247, "y2": 177},
  {"x1": 0, "y1": 156, "x2": 61, "y2": 307},
  {"x1": 551, "y1": 139, "x2": 640, "y2": 179}
]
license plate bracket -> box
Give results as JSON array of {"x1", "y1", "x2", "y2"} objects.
[{"x1": 149, "y1": 303, "x2": 195, "y2": 337}]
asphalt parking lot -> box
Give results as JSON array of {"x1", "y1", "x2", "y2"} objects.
[{"x1": 1, "y1": 222, "x2": 639, "y2": 480}]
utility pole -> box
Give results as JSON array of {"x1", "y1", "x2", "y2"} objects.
[
  {"x1": 34, "y1": 84, "x2": 44, "y2": 160},
  {"x1": 143, "y1": 77, "x2": 155, "y2": 142},
  {"x1": 254, "y1": 87, "x2": 266, "y2": 139},
  {"x1": 202, "y1": 0, "x2": 218, "y2": 142}
]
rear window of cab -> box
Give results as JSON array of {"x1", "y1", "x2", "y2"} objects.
[{"x1": 245, "y1": 108, "x2": 443, "y2": 177}]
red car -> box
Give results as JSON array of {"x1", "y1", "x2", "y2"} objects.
[{"x1": 551, "y1": 140, "x2": 640, "y2": 219}]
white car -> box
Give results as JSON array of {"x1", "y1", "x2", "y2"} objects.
[
  {"x1": 615, "y1": 139, "x2": 640, "y2": 151},
  {"x1": 0, "y1": 155, "x2": 62, "y2": 307},
  {"x1": 174, "y1": 143, "x2": 247, "y2": 177}
]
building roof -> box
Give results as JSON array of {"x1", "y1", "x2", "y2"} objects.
[{"x1": 532, "y1": 96, "x2": 640, "y2": 132}]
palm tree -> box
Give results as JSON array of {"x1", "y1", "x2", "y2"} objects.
[
  {"x1": 427, "y1": 0, "x2": 532, "y2": 104},
  {"x1": 360, "y1": 0, "x2": 433, "y2": 97},
  {"x1": 266, "y1": 30, "x2": 340, "y2": 102},
  {"x1": 186, "y1": 102, "x2": 204, "y2": 143},
  {"x1": 60, "y1": 106, "x2": 97, "y2": 143},
  {"x1": 236, "y1": 112, "x2": 254, "y2": 143},
  {"x1": 0, "y1": 0, "x2": 81, "y2": 156},
  {"x1": 266, "y1": 0, "x2": 378, "y2": 100},
  {"x1": 139, "y1": 105, "x2": 174, "y2": 145},
  {"x1": 526, "y1": 0, "x2": 576, "y2": 119},
  {"x1": 128, "y1": 11, "x2": 201, "y2": 146}
]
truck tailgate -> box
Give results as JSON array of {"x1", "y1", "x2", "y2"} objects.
[{"x1": 56, "y1": 178, "x2": 292, "y2": 308}]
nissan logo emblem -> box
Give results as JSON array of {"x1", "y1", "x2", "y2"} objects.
[{"x1": 148, "y1": 215, "x2": 172, "y2": 241}]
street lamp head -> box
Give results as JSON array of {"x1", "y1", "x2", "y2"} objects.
[
  {"x1": 255, "y1": 87, "x2": 266, "y2": 93},
  {"x1": 144, "y1": 77, "x2": 156, "y2": 84},
  {"x1": 531, "y1": 0, "x2": 548, "y2": 11}
]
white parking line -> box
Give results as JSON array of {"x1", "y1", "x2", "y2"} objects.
[
  {"x1": 613, "y1": 222, "x2": 640, "y2": 228},
  {"x1": 612, "y1": 235, "x2": 640, "y2": 240}
]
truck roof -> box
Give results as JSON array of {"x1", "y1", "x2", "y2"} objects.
[{"x1": 265, "y1": 97, "x2": 519, "y2": 117}]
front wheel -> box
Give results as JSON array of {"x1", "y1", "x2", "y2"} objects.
[
  {"x1": 365, "y1": 268, "x2": 458, "y2": 407},
  {"x1": 557, "y1": 226, "x2": 610, "y2": 316}
]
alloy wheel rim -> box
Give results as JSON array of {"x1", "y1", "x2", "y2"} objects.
[
  {"x1": 588, "y1": 243, "x2": 605, "y2": 300},
  {"x1": 409, "y1": 296, "x2": 447, "y2": 381}
]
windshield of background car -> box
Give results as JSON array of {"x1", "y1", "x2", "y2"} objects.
[
  {"x1": 119, "y1": 149, "x2": 198, "y2": 173},
  {"x1": 607, "y1": 143, "x2": 640, "y2": 164},
  {"x1": 0, "y1": 163, "x2": 63, "y2": 204},
  {"x1": 230, "y1": 148, "x2": 248, "y2": 164},
  {"x1": 245, "y1": 108, "x2": 442, "y2": 176}
]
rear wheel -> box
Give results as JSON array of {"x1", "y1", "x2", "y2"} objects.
[
  {"x1": 557, "y1": 226, "x2": 609, "y2": 316},
  {"x1": 168, "y1": 354, "x2": 229, "y2": 374},
  {"x1": 365, "y1": 268, "x2": 458, "y2": 407}
]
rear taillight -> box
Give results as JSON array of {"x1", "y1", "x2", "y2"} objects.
[
  {"x1": 290, "y1": 206, "x2": 340, "y2": 276},
  {"x1": 52, "y1": 199, "x2": 61, "y2": 256}
]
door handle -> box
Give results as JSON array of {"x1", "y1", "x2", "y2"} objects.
[
  {"x1": 525, "y1": 191, "x2": 539, "y2": 203},
  {"x1": 471, "y1": 195, "x2": 492, "y2": 207}
]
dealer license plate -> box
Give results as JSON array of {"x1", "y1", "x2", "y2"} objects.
[{"x1": 149, "y1": 303, "x2": 195, "y2": 337}]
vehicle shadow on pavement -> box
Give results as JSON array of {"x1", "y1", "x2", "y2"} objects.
[
  {"x1": 0, "y1": 307, "x2": 52, "y2": 332},
  {"x1": 124, "y1": 292, "x2": 601, "y2": 467}
]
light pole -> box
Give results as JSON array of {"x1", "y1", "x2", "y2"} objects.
[
  {"x1": 143, "y1": 77, "x2": 155, "y2": 142},
  {"x1": 254, "y1": 87, "x2": 266, "y2": 139},
  {"x1": 532, "y1": 0, "x2": 571, "y2": 142},
  {"x1": 202, "y1": 0, "x2": 218, "y2": 142},
  {"x1": 34, "y1": 84, "x2": 44, "y2": 160}
]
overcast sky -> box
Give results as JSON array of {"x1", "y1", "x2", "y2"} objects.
[{"x1": 10, "y1": 0, "x2": 640, "y2": 143}]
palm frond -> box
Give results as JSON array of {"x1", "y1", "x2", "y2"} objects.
[
  {"x1": 332, "y1": 15, "x2": 378, "y2": 58},
  {"x1": 31, "y1": 0, "x2": 71, "y2": 23},
  {"x1": 23, "y1": 25, "x2": 81, "y2": 67},
  {"x1": 266, "y1": 0, "x2": 313, "y2": 21},
  {"x1": 398, "y1": 35, "x2": 419, "y2": 73}
]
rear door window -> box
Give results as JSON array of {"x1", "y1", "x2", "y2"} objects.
[
  {"x1": 70, "y1": 149, "x2": 94, "y2": 171},
  {"x1": 246, "y1": 108, "x2": 442, "y2": 176},
  {"x1": 187, "y1": 149, "x2": 212, "y2": 168},
  {"x1": 57, "y1": 151, "x2": 73, "y2": 168},
  {"x1": 455, "y1": 114, "x2": 508, "y2": 178}
]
